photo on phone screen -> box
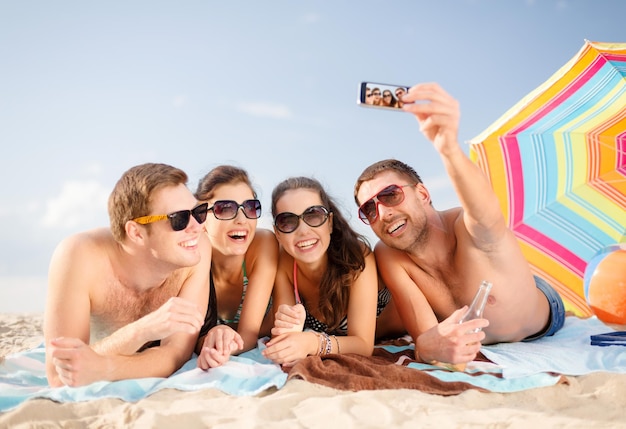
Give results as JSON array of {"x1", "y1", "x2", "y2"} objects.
[{"x1": 357, "y1": 82, "x2": 410, "y2": 111}]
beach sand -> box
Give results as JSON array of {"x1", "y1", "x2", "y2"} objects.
[{"x1": 1, "y1": 313, "x2": 625, "y2": 428}]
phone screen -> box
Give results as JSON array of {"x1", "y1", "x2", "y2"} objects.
[{"x1": 357, "y1": 82, "x2": 410, "y2": 111}]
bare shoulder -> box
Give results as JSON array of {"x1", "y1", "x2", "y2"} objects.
[
  {"x1": 48, "y1": 228, "x2": 117, "y2": 301},
  {"x1": 373, "y1": 240, "x2": 409, "y2": 264},
  {"x1": 46, "y1": 229, "x2": 115, "y2": 339},
  {"x1": 250, "y1": 228, "x2": 279, "y2": 250},
  {"x1": 50, "y1": 228, "x2": 115, "y2": 270},
  {"x1": 246, "y1": 228, "x2": 279, "y2": 264},
  {"x1": 443, "y1": 207, "x2": 465, "y2": 230}
]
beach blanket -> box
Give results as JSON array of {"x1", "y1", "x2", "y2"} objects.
[
  {"x1": 481, "y1": 316, "x2": 626, "y2": 378},
  {"x1": 2, "y1": 317, "x2": 623, "y2": 411},
  {"x1": 0, "y1": 344, "x2": 286, "y2": 412},
  {"x1": 288, "y1": 316, "x2": 626, "y2": 393}
]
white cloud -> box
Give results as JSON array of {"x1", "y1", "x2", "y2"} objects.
[
  {"x1": 41, "y1": 180, "x2": 110, "y2": 229},
  {"x1": 235, "y1": 102, "x2": 294, "y2": 119}
]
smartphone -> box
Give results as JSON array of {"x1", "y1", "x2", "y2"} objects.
[{"x1": 357, "y1": 81, "x2": 410, "y2": 111}]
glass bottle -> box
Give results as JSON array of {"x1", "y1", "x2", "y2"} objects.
[{"x1": 459, "y1": 280, "x2": 492, "y2": 332}]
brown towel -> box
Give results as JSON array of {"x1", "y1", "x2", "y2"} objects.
[
  {"x1": 286, "y1": 340, "x2": 567, "y2": 394},
  {"x1": 286, "y1": 350, "x2": 486, "y2": 395}
]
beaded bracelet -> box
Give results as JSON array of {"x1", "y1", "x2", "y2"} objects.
[{"x1": 321, "y1": 332, "x2": 332, "y2": 355}]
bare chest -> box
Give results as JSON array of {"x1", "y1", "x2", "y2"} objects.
[{"x1": 90, "y1": 276, "x2": 182, "y2": 340}]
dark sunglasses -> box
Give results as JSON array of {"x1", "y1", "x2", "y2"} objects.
[
  {"x1": 366, "y1": 94, "x2": 373, "y2": 98},
  {"x1": 358, "y1": 184, "x2": 415, "y2": 225},
  {"x1": 383, "y1": 93, "x2": 392, "y2": 97},
  {"x1": 208, "y1": 199, "x2": 262, "y2": 220},
  {"x1": 372, "y1": 92, "x2": 381, "y2": 96},
  {"x1": 133, "y1": 202, "x2": 209, "y2": 231},
  {"x1": 274, "y1": 205, "x2": 330, "y2": 234}
]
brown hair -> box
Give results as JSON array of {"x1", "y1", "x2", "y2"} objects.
[
  {"x1": 272, "y1": 176, "x2": 371, "y2": 330},
  {"x1": 195, "y1": 165, "x2": 257, "y2": 201},
  {"x1": 354, "y1": 159, "x2": 423, "y2": 205},
  {"x1": 108, "y1": 163, "x2": 188, "y2": 242}
]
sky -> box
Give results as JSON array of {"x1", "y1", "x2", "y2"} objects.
[{"x1": 1, "y1": 0, "x2": 624, "y2": 313}]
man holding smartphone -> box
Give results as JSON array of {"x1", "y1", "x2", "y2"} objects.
[{"x1": 354, "y1": 83, "x2": 564, "y2": 366}]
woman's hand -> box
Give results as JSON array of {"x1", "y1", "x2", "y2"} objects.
[
  {"x1": 262, "y1": 331, "x2": 317, "y2": 365},
  {"x1": 197, "y1": 325, "x2": 244, "y2": 370},
  {"x1": 271, "y1": 303, "x2": 306, "y2": 336}
]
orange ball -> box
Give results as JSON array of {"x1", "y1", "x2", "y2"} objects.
[{"x1": 586, "y1": 249, "x2": 626, "y2": 325}]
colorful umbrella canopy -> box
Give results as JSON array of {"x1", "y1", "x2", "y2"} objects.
[{"x1": 469, "y1": 40, "x2": 626, "y2": 317}]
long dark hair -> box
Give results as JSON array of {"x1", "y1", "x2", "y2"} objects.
[{"x1": 271, "y1": 177, "x2": 371, "y2": 330}]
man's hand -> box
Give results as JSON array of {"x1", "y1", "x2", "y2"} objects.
[
  {"x1": 138, "y1": 297, "x2": 204, "y2": 344},
  {"x1": 401, "y1": 82, "x2": 460, "y2": 154},
  {"x1": 415, "y1": 307, "x2": 489, "y2": 365},
  {"x1": 196, "y1": 325, "x2": 244, "y2": 370},
  {"x1": 49, "y1": 337, "x2": 111, "y2": 387},
  {"x1": 271, "y1": 303, "x2": 306, "y2": 337}
]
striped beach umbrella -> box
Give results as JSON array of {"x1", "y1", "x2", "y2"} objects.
[{"x1": 469, "y1": 40, "x2": 626, "y2": 317}]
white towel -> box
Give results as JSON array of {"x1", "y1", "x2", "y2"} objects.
[{"x1": 481, "y1": 316, "x2": 626, "y2": 378}]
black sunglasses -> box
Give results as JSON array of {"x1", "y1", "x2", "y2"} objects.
[
  {"x1": 274, "y1": 205, "x2": 330, "y2": 234},
  {"x1": 208, "y1": 199, "x2": 262, "y2": 220},
  {"x1": 133, "y1": 202, "x2": 209, "y2": 231},
  {"x1": 358, "y1": 184, "x2": 415, "y2": 225}
]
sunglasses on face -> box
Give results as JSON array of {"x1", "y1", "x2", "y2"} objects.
[
  {"x1": 133, "y1": 202, "x2": 209, "y2": 231},
  {"x1": 383, "y1": 94, "x2": 392, "y2": 97},
  {"x1": 372, "y1": 92, "x2": 381, "y2": 96},
  {"x1": 358, "y1": 184, "x2": 415, "y2": 225},
  {"x1": 274, "y1": 205, "x2": 330, "y2": 234},
  {"x1": 208, "y1": 199, "x2": 261, "y2": 220}
]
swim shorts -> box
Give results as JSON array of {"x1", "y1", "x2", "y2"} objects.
[{"x1": 523, "y1": 275, "x2": 566, "y2": 341}]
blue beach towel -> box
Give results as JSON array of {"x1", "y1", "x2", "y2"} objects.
[{"x1": 0, "y1": 342, "x2": 286, "y2": 412}]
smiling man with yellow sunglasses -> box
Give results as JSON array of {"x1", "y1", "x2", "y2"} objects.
[{"x1": 43, "y1": 163, "x2": 234, "y2": 387}]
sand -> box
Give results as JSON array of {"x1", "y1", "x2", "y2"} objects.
[{"x1": 1, "y1": 313, "x2": 625, "y2": 428}]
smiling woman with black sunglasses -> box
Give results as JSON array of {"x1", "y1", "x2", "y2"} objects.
[
  {"x1": 262, "y1": 176, "x2": 400, "y2": 365},
  {"x1": 193, "y1": 165, "x2": 278, "y2": 370}
]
